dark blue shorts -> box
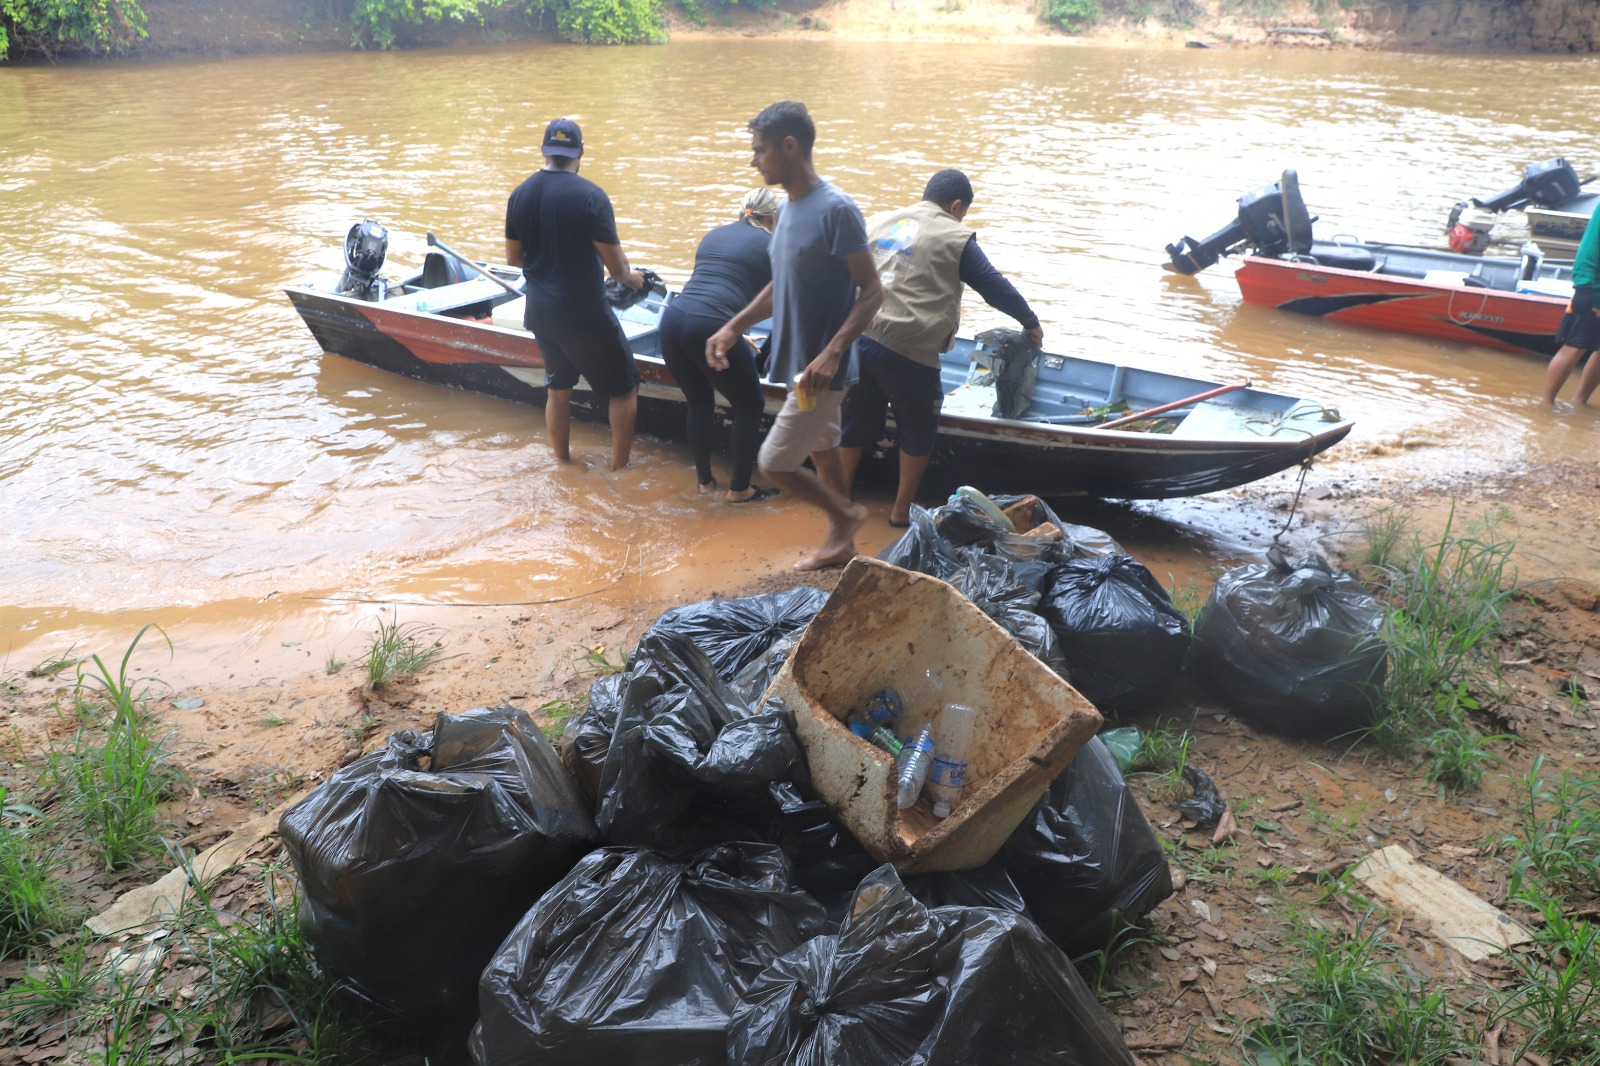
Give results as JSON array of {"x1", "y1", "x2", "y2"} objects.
[
  {"x1": 1556, "y1": 286, "x2": 1600, "y2": 352},
  {"x1": 841, "y1": 336, "x2": 944, "y2": 456},
  {"x1": 526, "y1": 301, "x2": 640, "y2": 398}
]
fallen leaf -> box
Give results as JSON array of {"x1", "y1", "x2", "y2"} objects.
[
  {"x1": 1212, "y1": 807, "x2": 1239, "y2": 845},
  {"x1": 1196, "y1": 921, "x2": 1229, "y2": 941},
  {"x1": 1246, "y1": 966, "x2": 1286, "y2": 985},
  {"x1": 1180, "y1": 965, "x2": 1199, "y2": 983},
  {"x1": 1159, "y1": 946, "x2": 1182, "y2": 962},
  {"x1": 1190, "y1": 899, "x2": 1213, "y2": 923},
  {"x1": 1201, "y1": 957, "x2": 1217, "y2": 977},
  {"x1": 1205, "y1": 1019, "x2": 1235, "y2": 1035}
]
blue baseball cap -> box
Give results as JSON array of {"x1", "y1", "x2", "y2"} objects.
[{"x1": 542, "y1": 118, "x2": 583, "y2": 158}]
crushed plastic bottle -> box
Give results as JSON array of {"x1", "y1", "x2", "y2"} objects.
[
  {"x1": 869, "y1": 727, "x2": 903, "y2": 757},
  {"x1": 896, "y1": 728, "x2": 935, "y2": 810},
  {"x1": 926, "y1": 702, "x2": 978, "y2": 818}
]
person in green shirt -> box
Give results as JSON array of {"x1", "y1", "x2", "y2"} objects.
[{"x1": 1542, "y1": 207, "x2": 1600, "y2": 405}]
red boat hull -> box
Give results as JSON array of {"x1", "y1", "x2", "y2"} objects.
[{"x1": 1234, "y1": 256, "x2": 1569, "y2": 357}]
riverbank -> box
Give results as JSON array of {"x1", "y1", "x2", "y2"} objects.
[
  {"x1": 32, "y1": 0, "x2": 1599, "y2": 60},
  {"x1": 3, "y1": 455, "x2": 1599, "y2": 1062}
]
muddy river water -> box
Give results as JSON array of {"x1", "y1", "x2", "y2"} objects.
[{"x1": 3, "y1": 40, "x2": 1598, "y2": 669}]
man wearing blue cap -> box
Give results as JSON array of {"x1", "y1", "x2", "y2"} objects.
[{"x1": 506, "y1": 117, "x2": 646, "y2": 470}]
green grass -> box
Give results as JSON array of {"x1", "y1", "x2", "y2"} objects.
[
  {"x1": 1131, "y1": 727, "x2": 1192, "y2": 801},
  {"x1": 1498, "y1": 756, "x2": 1600, "y2": 908},
  {"x1": 360, "y1": 614, "x2": 448, "y2": 689},
  {"x1": 1496, "y1": 897, "x2": 1600, "y2": 1065},
  {"x1": 28, "y1": 647, "x2": 83, "y2": 680},
  {"x1": 47, "y1": 626, "x2": 186, "y2": 872},
  {"x1": 571, "y1": 643, "x2": 625, "y2": 678},
  {"x1": 1245, "y1": 911, "x2": 1473, "y2": 1065},
  {"x1": 537, "y1": 697, "x2": 581, "y2": 741},
  {"x1": 0, "y1": 786, "x2": 66, "y2": 958},
  {"x1": 1351, "y1": 504, "x2": 1517, "y2": 753}
]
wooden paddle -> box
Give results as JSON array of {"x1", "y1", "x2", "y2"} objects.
[
  {"x1": 1096, "y1": 380, "x2": 1253, "y2": 431},
  {"x1": 425, "y1": 231, "x2": 524, "y2": 296}
]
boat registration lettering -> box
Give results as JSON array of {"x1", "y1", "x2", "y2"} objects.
[
  {"x1": 1454, "y1": 311, "x2": 1504, "y2": 324},
  {"x1": 1293, "y1": 273, "x2": 1327, "y2": 284}
]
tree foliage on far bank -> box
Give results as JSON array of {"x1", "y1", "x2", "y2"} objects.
[
  {"x1": 351, "y1": 0, "x2": 493, "y2": 50},
  {"x1": 0, "y1": 0, "x2": 147, "y2": 61},
  {"x1": 527, "y1": 0, "x2": 666, "y2": 44}
]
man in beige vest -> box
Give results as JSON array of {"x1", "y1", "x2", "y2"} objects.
[{"x1": 839, "y1": 170, "x2": 1043, "y2": 526}]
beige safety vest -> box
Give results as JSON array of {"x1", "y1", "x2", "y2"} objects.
[{"x1": 863, "y1": 200, "x2": 973, "y2": 368}]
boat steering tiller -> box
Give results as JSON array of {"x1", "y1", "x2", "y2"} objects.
[
  {"x1": 1164, "y1": 169, "x2": 1314, "y2": 275},
  {"x1": 338, "y1": 219, "x2": 389, "y2": 300}
]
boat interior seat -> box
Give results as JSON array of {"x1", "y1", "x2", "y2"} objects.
[
  {"x1": 421, "y1": 252, "x2": 472, "y2": 289},
  {"x1": 1311, "y1": 248, "x2": 1377, "y2": 272}
]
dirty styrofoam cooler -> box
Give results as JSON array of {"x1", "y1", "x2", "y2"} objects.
[{"x1": 765, "y1": 557, "x2": 1103, "y2": 874}]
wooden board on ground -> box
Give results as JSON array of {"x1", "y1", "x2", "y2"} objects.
[{"x1": 1349, "y1": 843, "x2": 1532, "y2": 961}]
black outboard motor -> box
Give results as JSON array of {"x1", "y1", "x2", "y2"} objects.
[
  {"x1": 1165, "y1": 170, "x2": 1314, "y2": 275},
  {"x1": 337, "y1": 219, "x2": 389, "y2": 300},
  {"x1": 1446, "y1": 157, "x2": 1587, "y2": 246}
]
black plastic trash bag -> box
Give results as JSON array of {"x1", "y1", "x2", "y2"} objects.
[
  {"x1": 727, "y1": 866, "x2": 1136, "y2": 1066},
  {"x1": 279, "y1": 706, "x2": 597, "y2": 1027},
  {"x1": 766, "y1": 782, "x2": 1026, "y2": 929},
  {"x1": 1192, "y1": 547, "x2": 1388, "y2": 737},
  {"x1": 604, "y1": 266, "x2": 668, "y2": 309},
  {"x1": 974, "y1": 327, "x2": 1040, "y2": 420},
  {"x1": 1000, "y1": 736, "x2": 1173, "y2": 957},
  {"x1": 1040, "y1": 554, "x2": 1192, "y2": 713},
  {"x1": 595, "y1": 631, "x2": 805, "y2": 849},
  {"x1": 638, "y1": 587, "x2": 828, "y2": 682},
  {"x1": 879, "y1": 495, "x2": 1122, "y2": 591},
  {"x1": 473, "y1": 843, "x2": 826, "y2": 1066},
  {"x1": 1179, "y1": 763, "x2": 1227, "y2": 828},
  {"x1": 954, "y1": 554, "x2": 1070, "y2": 676},
  {"x1": 557, "y1": 671, "x2": 625, "y2": 806}
]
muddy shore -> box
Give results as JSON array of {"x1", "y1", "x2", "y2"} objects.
[{"x1": 3, "y1": 443, "x2": 1599, "y2": 1061}]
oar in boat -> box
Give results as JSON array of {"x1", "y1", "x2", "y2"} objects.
[
  {"x1": 425, "y1": 231, "x2": 523, "y2": 296},
  {"x1": 1097, "y1": 380, "x2": 1253, "y2": 431}
]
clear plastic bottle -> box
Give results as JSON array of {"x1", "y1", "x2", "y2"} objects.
[
  {"x1": 896, "y1": 728, "x2": 935, "y2": 810},
  {"x1": 863, "y1": 687, "x2": 904, "y2": 727},
  {"x1": 926, "y1": 702, "x2": 979, "y2": 818}
]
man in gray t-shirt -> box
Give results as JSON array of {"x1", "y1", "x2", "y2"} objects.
[{"x1": 708, "y1": 101, "x2": 883, "y2": 572}]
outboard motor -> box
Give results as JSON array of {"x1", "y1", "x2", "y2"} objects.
[
  {"x1": 1447, "y1": 157, "x2": 1586, "y2": 241},
  {"x1": 337, "y1": 219, "x2": 389, "y2": 300},
  {"x1": 1165, "y1": 170, "x2": 1314, "y2": 275}
]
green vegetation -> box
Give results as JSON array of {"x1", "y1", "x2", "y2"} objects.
[
  {"x1": 529, "y1": 0, "x2": 666, "y2": 44},
  {"x1": 572, "y1": 642, "x2": 626, "y2": 678},
  {"x1": 1247, "y1": 911, "x2": 1470, "y2": 1065},
  {"x1": 0, "y1": 787, "x2": 64, "y2": 957},
  {"x1": 1351, "y1": 505, "x2": 1517, "y2": 767},
  {"x1": 47, "y1": 625, "x2": 186, "y2": 872},
  {"x1": 0, "y1": 0, "x2": 147, "y2": 61},
  {"x1": 360, "y1": 614, "x2": 449, "y2": 689},
  {"x1": 350, "y1": 0, "x2": 490, "y2": 49}
]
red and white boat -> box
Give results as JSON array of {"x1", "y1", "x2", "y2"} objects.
[{"x1": 1167, "y1": 170, "x2": 1576, "y2": 359}]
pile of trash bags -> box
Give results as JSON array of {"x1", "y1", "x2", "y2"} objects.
[
  {"x1": 880, "y1": 492, "x2": 1189, "y2": 714},
  {"x1": 280, "y1": 583, "x2": 1164, "y2": 1063}
]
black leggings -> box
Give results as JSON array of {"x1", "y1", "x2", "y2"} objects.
[{"x1": 659, "y1": 304, "x2": 765, "y2": 492}]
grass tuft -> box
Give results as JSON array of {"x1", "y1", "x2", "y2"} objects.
[
  {"x1": 46, "y1": 625, "x2": 186, "y2": 872},
  {"x1": 360, "y1": 614, "x2": 448, "y2": 689}
]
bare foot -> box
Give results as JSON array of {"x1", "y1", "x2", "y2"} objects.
[{"x1": 793, "y1": 502, "x2": 866, "y2": 571}]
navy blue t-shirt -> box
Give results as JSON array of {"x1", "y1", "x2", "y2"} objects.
[
  {"x1": 505, "y1": 169, "x2": 621, "y2": 319},
  {"x1": 675, "y1": 220, "x2": 773, "y2": 321}
]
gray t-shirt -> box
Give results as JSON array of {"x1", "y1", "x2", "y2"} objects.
[{"x1": 767, "y1": 180, "x2": 869, "y2": 391}]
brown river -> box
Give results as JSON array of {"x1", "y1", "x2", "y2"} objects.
[{"x1": 3, "y1": 40, "x2": 1599, "y2": 673}]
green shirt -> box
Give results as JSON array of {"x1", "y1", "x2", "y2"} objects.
[{"x1": 1574, "y1": 207, "x2": 1600, "y2": 291}]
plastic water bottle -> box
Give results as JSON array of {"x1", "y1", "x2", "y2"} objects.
[
  {"x1": 869, "y1": 727, "x2": 903, "y2": 757},
  {"x1": 846, "y1": 712, "x2": 873, "y2": 739},
  {"x1": 896, "y1": 728, "x2": 935, "y2": 810},
  {"x1": 926, "y1": 703, "x2": 979, "y2": 819}
]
